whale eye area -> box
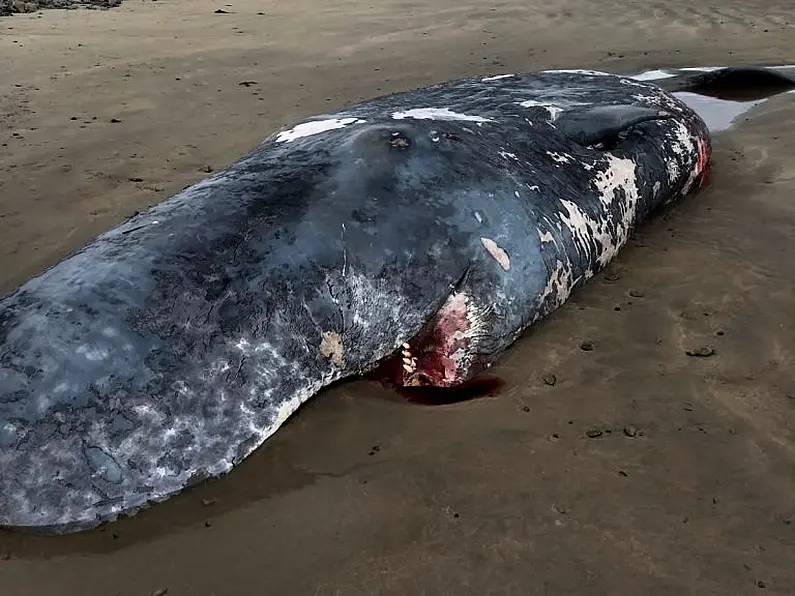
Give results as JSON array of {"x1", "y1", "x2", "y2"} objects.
[
  {"x1": 347, "y1": 125, "x2": 417, "y2": 157},
  {"x1": 389, "y1": 131, "x2": 411, "y2": 149}
]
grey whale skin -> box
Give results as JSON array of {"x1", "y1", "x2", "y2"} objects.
[{"x1": 0, "y1": 66, "x2": 753, "y2": 534}]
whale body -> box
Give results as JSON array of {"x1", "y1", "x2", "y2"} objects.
[{"x1": 4, "y1": 65, "x2": 790, "y2": 534}]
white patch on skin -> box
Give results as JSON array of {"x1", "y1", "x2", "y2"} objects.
[
  {"x1": 131, "y1": 403, "x2": 166, "y2": 426},
  {"x1": 474, "y1": 211, "x2": 483, "y2": 223},
  {"x1": 558, "y1": 199, "x2": 615, "y2": 269},
  {"x1": 618, "y1": 77, "x2": 648, "y2": 88},
  {"x1": 653, "y1": 181, "x2": 661, "y2": 197},
  {"x1": 319, "y1": 331, "x2": 345, "y2": 367},
  {"x1": 538, "y1": 230, "x2": 556, "y2": 244},
  {"x1": 680, "y1": 147, "x2": 702, "y2": 196},
  {"x1": 547, "y1": 151, "x2": 571, "y2": 164},
  {"x1": 482, "y1": 74, "x2": 515, "y2": 82},
  {"x1": 670, "y1": 121, "x2": 696, "y2": 157},
  {"x1": 548, "y1": 155, "x2": 641, "y2": 282},
  {"x1": 499, "y1": 151, "x2": 518, "y2": 160},
  {"x1": 664, "y1": 119, "x2": 697, "y2": 183},
  {"x1": 593, "y1": 154, "x2": 638, "y2": 207},
  {"x1": 275, "y1": 118, "x2": 366, "y2": 143},
  {"x1": 518, "y1": 99, "x2": 563, "y2": 121},
  {"x1": 541, "y1": 69, "x2": 612, "y2": 76},
  {"x1": 391, "y1": 108, "x2": 493, "y2": 123},
  {"x1": 680, "y1": 66, "x2": 722, "y2": 72},
  {"x1": 535, "y1": 259, "x2": 576, "y2": 317},
  {"x1": 480, "y1": 237, "x2": 511, "y2": 271},
  {"x1": 75, "y1": 344, "x2": 109, "y2": 362},
  {"x1": 630, "y1": 69, "x2": 676, "y2": 82}
]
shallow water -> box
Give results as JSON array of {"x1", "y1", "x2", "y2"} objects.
[{"x1": 672, "y1": 91, "x2": 769, "y2": 132}]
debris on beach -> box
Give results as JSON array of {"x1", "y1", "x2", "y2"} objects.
[{"x1": 0, "y1": 0, "x2": 121, "y2": 17}]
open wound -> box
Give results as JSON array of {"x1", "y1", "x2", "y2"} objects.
[{"x1": 396, "y1": 291, "x2": 492, "y2": 387}]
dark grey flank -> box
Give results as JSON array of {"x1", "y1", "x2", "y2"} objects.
[{"x1": 1, "y1": 66, "x2": 791, "y2": 534}]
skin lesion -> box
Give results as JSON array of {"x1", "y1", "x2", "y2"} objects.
[
  {"x1": 694, "y1": 137, "x2": 712, "y2": 188},
  {"x1": 319, "y1": 330, "x2": 345, "y2": 367},
  {"x1": 480, "y1": 237, "x2": 511, "y2": 271},
  {"x1": 397, "y1": 292, "x2": 480, "y2": 388}
]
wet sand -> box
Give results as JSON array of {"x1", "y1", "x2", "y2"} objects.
[{"x1": 2, "y1": 0, "x2": 795, "y2": 594}]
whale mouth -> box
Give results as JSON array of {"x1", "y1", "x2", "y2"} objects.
[
  {"x1": 400, "y1": 292, "x2": 473, "y2": 387},
  {"x1": 388, "y1": 290, "x2": 492, "y2": 388}
]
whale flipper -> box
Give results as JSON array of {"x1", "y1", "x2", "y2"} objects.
[{"x1": 557, "y1": 105, "x2": 672, "y2": 147}]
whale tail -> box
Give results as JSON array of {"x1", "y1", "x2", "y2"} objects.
[{"x1": 657, "y1": 65, "x2": 795, "y2": 100}]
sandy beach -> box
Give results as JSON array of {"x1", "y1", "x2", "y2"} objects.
[{"x1": 1, "y1": 0, "x2": 795, "y2": 594}]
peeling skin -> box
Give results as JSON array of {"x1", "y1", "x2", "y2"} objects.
[
  {"x1": 319, "y1": 331, "x2": 345, "y2": 367},
  {"x1": 518, "y1": 99, "x2": 565, "y2": 121},
  {"x1": 480, "y1": 237, "x2": 511, "y2": 271},
  {"x1": 547, "y1": 151, "x2": 572, "y2": 164},
  {"x1": 0, "y1": 66, "x2": 715, "y2": 534},
  {"x1": 482, "y1": 74, "x2": 516, "y2": 82},
  {"x1": 276, "y1": 118, "x2": 366, "y2": 143},
  {"x1": 542, "y1": 69, "x2": 613, "y2": 76},
  {"x1": 391, "y1": 107, "x2": 493, "y2": 122}
]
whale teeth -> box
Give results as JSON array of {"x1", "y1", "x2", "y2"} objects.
[{"x1": 399, "y1": 343, "x2": 418, "y2": 376}]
